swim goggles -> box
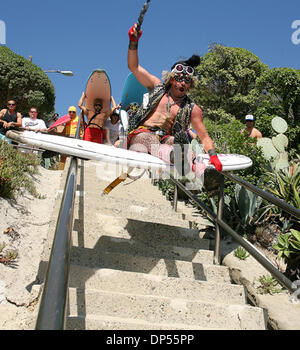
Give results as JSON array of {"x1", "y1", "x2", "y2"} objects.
[{"x1": 171, "y1": 64, "x2": 194, "y2": 76}]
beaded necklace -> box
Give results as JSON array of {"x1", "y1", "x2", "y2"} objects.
[{"x1": 167, "y1": 90, "x2": 185, "y2": 114}]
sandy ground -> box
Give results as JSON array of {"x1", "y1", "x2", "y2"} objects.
[{"x1": 0, "y1": 166, "x2": 63, "y2": 330}]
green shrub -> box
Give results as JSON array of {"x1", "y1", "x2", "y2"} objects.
[{"x1": 0, "y1": 140, "x2": 41, "y2": 198}]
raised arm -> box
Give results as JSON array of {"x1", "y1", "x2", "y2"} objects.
[
  {"x1": 78, "y1": 92, "x2": 88, "y2": 115},
  {"x1": 128, "y1": 23, "x2": 160, "y2": 90},
  {"x1": 111, "y1": 96, "x2": 120, "y2": 113}
]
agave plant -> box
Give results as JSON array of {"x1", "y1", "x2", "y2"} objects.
[
  {"x1": 264, "y1": 156, "x2": 300, "y2": 211},
  {"x1": 234, "y1": 184, "x2": 263, "y2": 226},
  {"x1": 234, "y1": 246, "x2": 250, "y2": 260},
  {"x1": 209, "y1": 183, "x2": 265, "y2": 235}
]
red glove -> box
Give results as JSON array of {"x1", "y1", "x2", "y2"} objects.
[
  {"x1": 209, "y1": 154, "x2": 223, "y2": 172},
  {"x1": 128, "y1": 24, "x2": 142, "y2": 42}
]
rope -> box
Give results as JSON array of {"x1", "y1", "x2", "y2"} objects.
[{"x1": 136, "y1": 0, "x2": 151, "y2": 33}]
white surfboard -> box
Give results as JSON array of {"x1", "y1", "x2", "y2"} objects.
[
  {"x1": 6, "y1": 130, "x2": 252, "y2": 172},
  {"x1": 6, "y1": 130, "x2": 171, "y2": 171},
  {"x1": 195, "y1": 153, "x2": 253, "y2": 171}
]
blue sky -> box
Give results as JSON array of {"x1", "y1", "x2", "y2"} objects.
[{"x1": 1, "y1": 0, "x2": 300, "y2": 118}]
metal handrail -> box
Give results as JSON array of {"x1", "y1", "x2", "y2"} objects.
[
  {"x1": 35, "y1": 112, "x2": 84, "y2": 329},
  {"x1": 35, "y1": 157, "x2": 77, "y2": 329},
  {"x1": 170, "y1": 171, "x2": 299, "y2": 294},
  {"x1": 223, "y1": 172, "x2": 300, "y2": 220}
]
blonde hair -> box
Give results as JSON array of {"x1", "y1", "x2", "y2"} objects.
[{"x1": 161, "y1": 70, "x2": 198, "y2": 89}]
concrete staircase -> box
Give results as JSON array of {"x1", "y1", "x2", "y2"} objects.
[{"x1": 66, "y1": 160, "x2": 267, "y2": 330}]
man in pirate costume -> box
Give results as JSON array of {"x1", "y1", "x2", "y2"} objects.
[{"x1": 127, "y1": 23, "x2": 222, "y2": 175}]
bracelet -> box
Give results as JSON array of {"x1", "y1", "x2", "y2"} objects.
[
  {"x1": 208, "y1": 149, "x2": 217, "y2": 156},
  {"x1": 129, "y1": 41, "x2": 138, "y2": 50}
]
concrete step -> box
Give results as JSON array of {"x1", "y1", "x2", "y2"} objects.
[
  {"x1": 73, "y1": 213, "x2": 208, "y2": 250},
  {"x1": 74, "y1": 195, "x2": 195, "y2": 229},
  {"x1": 72, "y1": 234, "x2": 213, "y2": 264},
  {"x1": 79, "y1": 160, "x2": 212, "y2": 223},
  {"x1": 66, "y1": 314, "x2": 221, "y2": 330},
  {"x1": 70, "y1": 248, "x2": 232, "y2": 284},
  {"x1": 74, "y1": 193, "x2": 212, "y2": 231},
  {"x1": 69, "y1": 265, "x2": 247, "y2": 305},
  {"x1": 79, "y1": 161, "x2": 172, "y2": 203},
  {"x1": 65, "y1": 161, "x2": 268, "y2": 331},
  {"x1": 76, "y1": 161, "x2": 212, "y2": 228},
  {"x1": 67, "y1": 288, "x2": 267, "y2": 330}
]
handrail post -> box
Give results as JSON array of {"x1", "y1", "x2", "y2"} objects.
[
  {"x1": 214, "y1": 174, "x2": 224, "y2": 265},
  {"x1": 173, "y1": 184, "x2": 178, "y2": 211}
]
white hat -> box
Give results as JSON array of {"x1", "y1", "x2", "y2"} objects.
[{"x1": 245, "y1": 114, "x2": 255, "y2": 121}]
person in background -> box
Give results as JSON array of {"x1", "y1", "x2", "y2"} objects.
[
  {"x1": 78, "y1": 93, "x2": 118, "y2": 144},
  {"x1": 187, "y1": 127, "x2": 197, "y2": 142},
  {"x1": 61, "y1": 106, "x2": 80, "y2": 137},
  {"x1": 0, "y1": 99, "x2": 22, "y2": 143},
  {"x1": 59, "y1": 106, "x2": 82, "y2": 170},
  {"x1": 104, "y1": 108, "x2": 122, "y2": 146},
  {"x1": 22, "y1": 107, "x2": 47, "y2": 132},
  {"x1": 241, "y1": 114, "x2": 262, "y2": 140}
]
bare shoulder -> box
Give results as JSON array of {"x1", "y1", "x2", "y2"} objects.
[
  {"x1": 0, "y1": 108, "x2": 7, "y2": 117},
  {"x1": 192, "y1": 103, "x2": 202, "y2": 113},
  {"x1": 190, "y1": 103, "x2": 203, "y2": 120},
  {"x1": 255, "y1": 128, "x2": 262, "y2": 139},
  {"x1": 86, "y1": 108, "x2": 95, "y2": 117}
]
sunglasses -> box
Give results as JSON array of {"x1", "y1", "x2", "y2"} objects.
[
  {"x1": 174, "y1": 75, "x2": 192, "y2": 84},
  {"x1": 94, "y1": 104, "x2": 102, "y2": 108},
  {"x1": 69, "y1": 111, "x2": 76, "y2": 114},
  {"x1": 172, "y1": 64, "x2": 194, "y2": 76},
  {"x1": 30, "y1": 111, "x2": 37, "y2": 113},
  {"x1": 7, "y1": 103, "x2": 16, "y2": 106}
]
